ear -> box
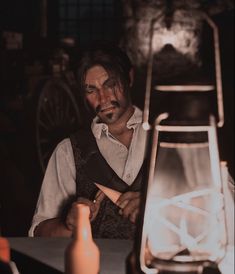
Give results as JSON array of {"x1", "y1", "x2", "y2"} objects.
[{"x1": 129, "y1": 68, "x2": 134, "y2": 87}]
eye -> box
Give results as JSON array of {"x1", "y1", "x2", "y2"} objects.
[
  {"x1": 104, "y1": 79, "x2": 117, "y2": 89},
  {"x1": 85, "y1": 87, "x2": 97, "y2": 95}
]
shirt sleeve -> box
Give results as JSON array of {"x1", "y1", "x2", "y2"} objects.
[{"x1": 28, "y1": 139, "x2": 76, "y2": 236}]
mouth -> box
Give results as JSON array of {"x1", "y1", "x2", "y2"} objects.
[
  {"x1": 95, "y1": 101, "x2": 120, "y2": 114},
  {"x1": 100, "y1": 106, "x2": 116, "y2": 113}
]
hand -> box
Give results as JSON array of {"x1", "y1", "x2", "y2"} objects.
[
  {"x1": 65, "y1": 191, "x2": 105, "y2": 231},
  {"x1": 116, "y1": 191, "x2": 141, "y2": 223},
  {"x1": 91, "y1": 190, "x2": 106, "y2": 221}
]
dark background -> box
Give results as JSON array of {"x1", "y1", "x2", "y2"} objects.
[{"x1": 0, "y1": 0, "x2": 234, "y2": 236}]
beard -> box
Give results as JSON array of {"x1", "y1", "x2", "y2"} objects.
[
  {"x1": 97, "y1": 100, "x2": 130, "y2": 124},
  {"x1": 105, "y1": 113, "x2": 114, "y2": 120},
  {"x1": 85, "y1": 93, "x2": 131, "y2": 124}
]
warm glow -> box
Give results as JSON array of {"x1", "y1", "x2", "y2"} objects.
[
  {"x1": 152, "y1": 26, "x2": 199, "y2": 61},
  {"x1": 122, "y1": 8, "x2": 203, "y2": 66},
  {"x1": 145, "y1": 187, "x2": 226, "y2": 263},
  {"x1": 139, "y1": 125, "x2": 227, "y2": 274}
]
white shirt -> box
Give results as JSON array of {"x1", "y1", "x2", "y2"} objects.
[{"x1": 29, "y1": 106, "x2": 147, "y2": 236}]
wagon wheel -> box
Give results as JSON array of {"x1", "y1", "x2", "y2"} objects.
[{"x1": 36, "y1": 77, "x2": 82, "y2": 173}]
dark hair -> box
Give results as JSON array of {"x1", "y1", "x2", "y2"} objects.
[{"x1": 77, "y1": 43, "x2": 133, "y2": 101}]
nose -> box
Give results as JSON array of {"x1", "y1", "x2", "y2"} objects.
[{"x1": 98, "y1": 87, "x2": 109, "y2": 105}]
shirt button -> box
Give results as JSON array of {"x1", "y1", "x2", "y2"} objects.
[{"x1": 126, "y1": 174, "x2": 131, "y2": 179}]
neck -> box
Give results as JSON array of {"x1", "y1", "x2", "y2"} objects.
[{"x1": 108, "y1": 105, "x2": 134, "y2": 135}]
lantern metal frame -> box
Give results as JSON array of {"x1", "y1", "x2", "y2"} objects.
[
  {"x1": 142, "y1": 12, "x2": 224, "y2": 130},
  {"x1": 139, "y1": 11, "x2": 227, "y2": 274},
  {"x1": 139, "y1": 114, "x2": 227, "y2": 273}
]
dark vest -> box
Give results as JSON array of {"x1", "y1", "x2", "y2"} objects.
[{"x1": 69, "y1": 129, "x2": 144, "y2": 239}]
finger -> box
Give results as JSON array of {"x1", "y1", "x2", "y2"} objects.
[
  {"x1": 94, "y1": 190, "x2": 106, "y2": 204},
  {"x1": 129, "y1": 208, "x2": 139, "y2": 223},
  {"x1": 118, "y1": 199, "x2": 129, "y2": 209},
  {"x1": 92, "y1": 191, "x2": 105, "y2": 217},
  {"x1": 77, "y1": 197, "x2": 93, "y2": 207},
  {"x1": 66, "y1": 204, "x2": 77, "y2": 230},
  {"x1": 65, "y1": 215, "x2": 72, "y2": 230},
  {"x1": 90, "y1": 191, "x2": 106, "y2": 222},
  {"x1": 122, "y1": 197, "x2": 140, "y2": 219},
  {"x1": 116, "y1": 192, "x2": 140, "y2": 206},
  {"x1": 118, "y1": 208, "x2": 123, "y2": 215}
]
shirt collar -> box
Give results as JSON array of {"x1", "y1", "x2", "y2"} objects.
[{"x1": 91, "y1": 106, "x2": 143, "y2": 139}]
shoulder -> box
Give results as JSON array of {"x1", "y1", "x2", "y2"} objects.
[
  {"x1": 70, "y1": 128, "x2": 96, "y2": 149},
  {"x1": 54, "y1": 138, "x2": 73, "y2": 157},
  {"x1": 70, "y1": 128, "x2": 93, "y2": 139}
]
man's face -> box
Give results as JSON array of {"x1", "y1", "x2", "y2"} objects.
[{"x1": 84, "y1": 65, "x2": 130, "y2": 124}]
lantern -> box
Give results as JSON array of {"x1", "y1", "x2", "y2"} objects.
[
  {"x1": 139, "y1": 11, "x2": 229, "y2": 274},
  {"x1": 139, "y1": 114, "x2": 227, "y2": 273}
]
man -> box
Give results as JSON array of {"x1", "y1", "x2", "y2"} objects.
[{"x1": 29, "y1": 43, "x2": 147, "y2": 238}]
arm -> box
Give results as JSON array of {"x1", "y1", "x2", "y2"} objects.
[
  {"x1": 35, "y1": 193, "x2": 105, "y2": 237},
  {"x1": 29, "y1": 139, "x2": 77, "y2": 237},
  {"x1": 34, "y1": 218, "x2": 72, "y2": 237}
]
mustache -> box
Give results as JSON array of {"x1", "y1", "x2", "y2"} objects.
[{"x1": 95, "y1": 101, "x2": 120, "y2": 114}]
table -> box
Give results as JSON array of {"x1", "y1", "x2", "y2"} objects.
[
  {"x1": 8, "y1": 237, "x2": 133, "y2": 274},
  {"x1": 7, "y1": 238, "x2": 231, "y2": 274}
]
